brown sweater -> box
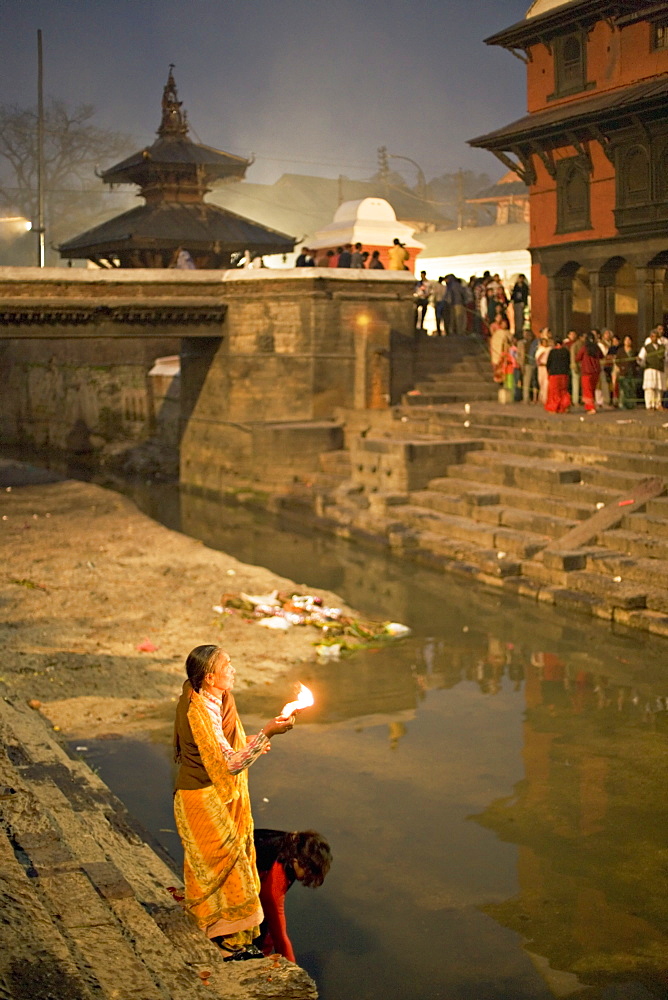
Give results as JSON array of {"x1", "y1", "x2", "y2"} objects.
[{"x1": 173, "y1": 680, "x2": 239, "y2": 791}]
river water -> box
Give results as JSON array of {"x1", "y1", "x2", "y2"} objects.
[{"x1": 68, "y1": 482, "x2": 667, "y2": 1000}]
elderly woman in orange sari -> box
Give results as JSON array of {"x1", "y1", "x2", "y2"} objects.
[{"x1": 173, "y1": 645, "x2": 295, "y2": 961}]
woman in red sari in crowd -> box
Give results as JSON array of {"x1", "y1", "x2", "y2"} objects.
[
  {"x1": 577, "y1": 330, "x2": 604, "y2": 413},
  {"x1": 545, "y1": 335, "x2": 572, "y2": 412}
]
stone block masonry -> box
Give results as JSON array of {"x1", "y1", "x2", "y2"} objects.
[
  {"x1": 0, "y1": 267, "x2": 415, "y2": 485},
  {"x1": 178, "y1": 270, "x2": 415, "y2": 490}
]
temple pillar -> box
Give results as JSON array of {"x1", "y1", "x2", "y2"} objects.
[
  {"x1": 589, "y1": 270, "x2": 605, "y2": 330},
  {"x1": 603, "y1": 282, "x2": 616, "y2": 331},
  {"x1": 651, "y1": 268, "x2": 666, "y2": 326},
  {"x1": 636, "y1": 267, "x2": 658, "y2": 340},
  {"x1": 550, "y1": 276, "x2": 573, "y2": 338}
]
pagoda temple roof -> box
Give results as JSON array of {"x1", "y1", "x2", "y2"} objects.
[
  {"x1": 59, "y1": 201, "x2": 294, "y2": 258},
  {"x1": 100, "y1": 66, "x2": 250, "y2": 186},
  {"x1": 59, "y1": 68, "x2": 294, "y2": 266},
  {"x1": 101, "y1": 138, "x2": 250, "y2": 186}
]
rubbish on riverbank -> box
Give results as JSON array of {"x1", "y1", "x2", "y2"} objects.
[
  {"x1": 258, "y1": 616, "x2": 290, "y2": 630},
  {"x1": 385, "y1": 622, "x2": 411, "y2": 637},
  {"x1": 219, "y1": 590, "x2": 411, "y2": 654},
  {"x1": 137, "y1": 638, "x2": 159, "y2": 652},
  {"x1": 316, "y1": 643, "x2": 342, "y2": 658},
  {"x1": 241, "y1": 589, "x2": 280, "y2": 607}
]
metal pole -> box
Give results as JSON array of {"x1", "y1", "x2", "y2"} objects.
[
  {"x1": 388, "y1": 153, "x2": 427, "y2": 201},
  {"x1": 37, "y1": 29, "x2": 45, "y2": 267}
]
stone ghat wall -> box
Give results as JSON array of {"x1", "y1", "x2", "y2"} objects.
[
  {"x1": 0, "y1": 335, "x2": 180, "y2": 453},
  {"x1": 0, "y1": 268, "x2": 415, "y2": 482},
  {"x1": 179, "y1": 270, "x2": 416, "y2": 490}
]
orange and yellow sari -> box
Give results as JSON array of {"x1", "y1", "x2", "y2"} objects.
[{"x1": 173, "y1": 690, "x2": 262, "y2": 943}]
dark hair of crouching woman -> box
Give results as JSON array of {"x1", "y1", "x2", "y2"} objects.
[{"x1": 253, "y1": 828, "x2": 333, "y2": 962}]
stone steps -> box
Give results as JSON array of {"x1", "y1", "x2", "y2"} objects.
[
  {"x1": 480, "y1": 436, "x2": 668, "y2": 478},
  {"x1": 586, "y1": 549, "x2": 668, "y2": 592},
  {"x1": 416, "y1": 371, "x2": 491, "y2": 389},
  {"x1": 300, "y1": 396, "x2": 668, "y2": 637},
  {"x1": 596, "y1": 526, "x2": 668, "y2": 560},
  {"x1": 447, "y1": 447, "x2": 656, "y2": 495},
  {"x1": 400, "y1": 501, "x2": 548, "y2": 557},
  {"x1": 410, "y1": 334, "x2": 497, "y2": 404},
  {"x1": 428, "y1": 475, "x2": 603, "y2": 521},
  {"x1": 474, "y1": 422, "x2": 668, "y2": 458},
  {"x1": 405, "y1": 388, "x2": 497, "y2": 405},
  {"x1": 445, "y1": 452, "x2": 582, "y2": 490},
  {"x1": 626, "y1": 510, "x2": 668, "y2": 535},
  {"x1": 0, "y1": 694, "x2": 317, "y2": 1000}
]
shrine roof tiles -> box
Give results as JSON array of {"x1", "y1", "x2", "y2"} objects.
[
  {"x1": 101, "y1": 138, "x2": 250, "y2": 185},
  {"x1": 59, "y1": 202, "x2": 294, "y2": 256}
]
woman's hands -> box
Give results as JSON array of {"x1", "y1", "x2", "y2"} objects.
[{"x1": 261, "y1": 715, "x2": 296, "y2": 739}]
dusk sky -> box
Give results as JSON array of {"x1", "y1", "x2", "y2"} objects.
[{"x1": 1, "y1": 1, "x2": 530, "y2": 188}]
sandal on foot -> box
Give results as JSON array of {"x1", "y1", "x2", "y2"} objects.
[{"x1": 215, "y1": 942, "x2": 264, "y2": 962}]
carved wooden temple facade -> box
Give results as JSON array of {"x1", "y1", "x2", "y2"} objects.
[
  {"x1": 469, "y1": 0, "x2": 668, "y2": 338},
  {"x1": 59, "y1": 69, "x2": 294, "y2": 268}
]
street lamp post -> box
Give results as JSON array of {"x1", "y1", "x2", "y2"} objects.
[
  {"x1": 388, "y1": 153, "x2": 427, "y2": 201},
  {"x1": 36, "y1": 29, "x2": 45, "y2": 267}
]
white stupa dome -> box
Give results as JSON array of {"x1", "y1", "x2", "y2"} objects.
[
  {"x1": 526, "y1": 0, "x2": 576, "y2": 17},
  {"x1": 309, "y1": 197, "x2": 423, "y2": 251}
]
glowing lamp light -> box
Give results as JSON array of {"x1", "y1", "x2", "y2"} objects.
[{"x1": 280, "y1": 683, "x2": 314, "y2": 718}]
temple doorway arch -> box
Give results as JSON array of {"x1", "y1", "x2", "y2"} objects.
[
  {"x1": 597, "y1": 257, "x2": 636, "y2": 338},
  {"x1": 551, "y1": 260, "x2": 589, "y2": 337},
  {"x1": 571, "y1": 266, "x2": 591, "y2": 334},
  {"x1": 646, "y1": 250, "x2": 668, "y2": 331}
]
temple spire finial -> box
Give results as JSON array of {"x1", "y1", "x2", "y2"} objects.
[{"x1": 158, "y1": 64, "x2": 188, "y2": 138}]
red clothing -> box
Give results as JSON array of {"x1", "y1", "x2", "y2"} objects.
[
  {"x1": 258, "y1": 861, "x2": 295, "y2": 962},
  {"x1": 580, "y1": 373, "x2": 598, "y2": 411},
  {"x1": 576, "y1": 345, "x2": 602, "y2": 378},
  {"x1": 577, "y1": 344, "x2": 602, "y2": 412},
  {"x1": 545, "y1": 374, "x2": 571, "y2": 412}
]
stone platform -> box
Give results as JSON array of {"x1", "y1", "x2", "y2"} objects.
[{"x1": 0, "y1": 691, "x2": 317, "y2": 1000}]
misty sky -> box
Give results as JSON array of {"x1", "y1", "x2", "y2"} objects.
[{"x1": 1, "y1": 0, "x2": 530, "y2": 187}]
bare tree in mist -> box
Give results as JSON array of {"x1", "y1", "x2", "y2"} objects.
[{"x1": 0, "y1": 99, "x2": 133, "y2": 260}]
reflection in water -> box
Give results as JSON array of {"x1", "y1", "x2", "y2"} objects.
[{"x1": 34, "y1": 475, "x2": 666, "y2": 1000}]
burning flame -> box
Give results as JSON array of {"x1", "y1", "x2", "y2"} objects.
[{"x1": 280, "y1": 683, "x2": 314, "y2": 717}]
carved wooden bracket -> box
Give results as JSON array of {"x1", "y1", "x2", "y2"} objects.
[{"x1": 531, "y1": 143, "x2": 557, "y2": 179}]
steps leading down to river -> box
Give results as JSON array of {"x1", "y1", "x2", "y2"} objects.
[
  {"x1": 0, "y1": 694, "x2": 317, "y2": 1000},
  {"x1": 301, "y1": 404, "x2": 668, "y2": 638},
  {"x1": 404, "y1": 333, "x2": 497, "y2": 405}
]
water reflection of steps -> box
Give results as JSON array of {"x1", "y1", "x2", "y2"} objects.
[{"x1": 306, "y1": 406, "x2": 668, "y2": 636}]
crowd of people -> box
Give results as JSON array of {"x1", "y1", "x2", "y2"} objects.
[
  {"x1": 413, "y1": 270, "x2": 530, "y2": 336},
  {"x1": 491, "y1": 324, "x2": 668, "y2": 413},
  {"x1": 294, "y1": 241, "x2": 391, "y2": 269}
]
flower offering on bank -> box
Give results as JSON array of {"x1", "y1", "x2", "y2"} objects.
[{"x1": 216, "y1": 590, "x2": 411, "y2": 653}]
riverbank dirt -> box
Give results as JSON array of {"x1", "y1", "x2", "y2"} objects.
[{"x1": 0, "y1": 461, "x2": 355, "y2": 741}]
